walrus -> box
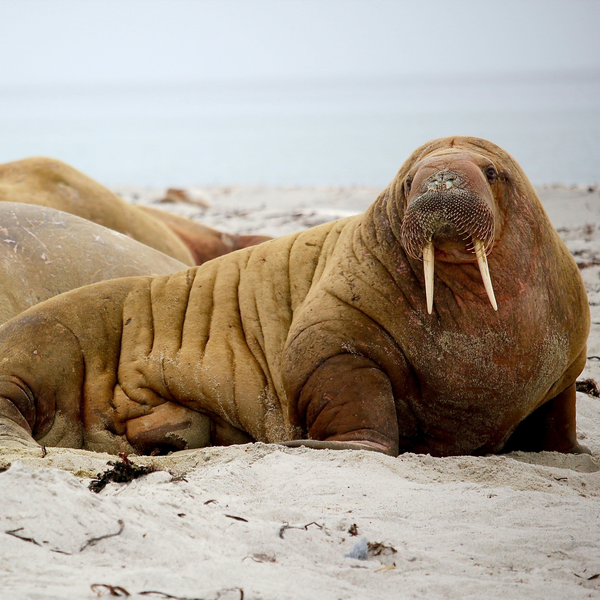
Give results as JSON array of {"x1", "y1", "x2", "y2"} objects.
[
  {"x1": 0, "y1": 203, "x2": 213, "y2": 449},
  {"x1": 0, "y1": 157, "x2": 270, "y2": 266},
  {"x1": 0, "y1": 137, "x2": 590, "y2": 457},
  {"x1": 137, "y1": 205, "x2": 272, "y2": 265},
  {"x1": 0, "y1": 203, "x2": 188, "y2": 325}
]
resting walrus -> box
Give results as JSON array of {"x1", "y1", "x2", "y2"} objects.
[
  {"x1": 0, "y1": 203, "x2": 188, "y2": 325},
  {"x1": 137, "y1": 205, "x2": 272, "y2": 265},
  {"x1": 0, "y1": 137, "x2": 590, "y2": 456},
  {"x1": 0, "y1": 157, "x2": 270, "y2": 266}
]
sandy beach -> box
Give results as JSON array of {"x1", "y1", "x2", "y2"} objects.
[{"x1": 1, "y1": 184, "x2": 599, "y2": 600}]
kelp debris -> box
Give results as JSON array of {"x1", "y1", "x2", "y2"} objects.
[{"x1": 89, "y1": 454, "x2": 155, "y2": 493}]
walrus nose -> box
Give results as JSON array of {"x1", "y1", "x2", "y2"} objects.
[{"x1": 401, "y1": 167, "x2": 498, "y2": 314}]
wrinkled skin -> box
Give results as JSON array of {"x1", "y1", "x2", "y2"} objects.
[
  {"x1": 0, "y1": 203, "x2": 210, "y2": 449},
  {"x1": 0, "y1": 137, "x2": 590, "y2": 456},
  {"x1": 0, "y1": 157, "x2": 269, "y2": 266}
]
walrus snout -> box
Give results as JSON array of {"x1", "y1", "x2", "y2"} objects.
[
  {"x1": 401, "y1": 183, "x2": 495, "y2": 260},
  {"x1": 400, "y1": 155, "x2": 498, "y2": 314}
]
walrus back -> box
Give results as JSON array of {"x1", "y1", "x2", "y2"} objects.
[
  {"x1": 0, "y1": 157, "x2": 195, "y2": 265},
  {"x1": 0, "y1": 203, "x2": 189, "y2": 326}
]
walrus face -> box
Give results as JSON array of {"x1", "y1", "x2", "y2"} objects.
[{"x1": 400, "y1": 152, "x2": 499, "y2": 313}]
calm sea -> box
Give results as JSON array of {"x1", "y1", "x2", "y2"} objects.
[{"x1": 1, "y1": 74, "x2": 599, "y2": 187}]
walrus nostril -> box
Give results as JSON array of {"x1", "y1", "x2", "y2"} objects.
[{"x1": 422, "y1": 169, "x2": 462, "y2": 193}]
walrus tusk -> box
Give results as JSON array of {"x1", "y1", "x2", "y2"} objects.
[
  {"x1": 474, "y1": 238, "x2": 498, "y2": 311},
  {"x1": 423, "y1": 240, "x2": 435, "y2": 314}
]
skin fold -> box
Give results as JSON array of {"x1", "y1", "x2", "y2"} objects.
[{"x1": 0, "y1": 137, "x2": 590, "y2": 457}]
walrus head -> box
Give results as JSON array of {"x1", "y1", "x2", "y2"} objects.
[{"x1": 400, "y1": 150, "x2": 501, "y2": 314}]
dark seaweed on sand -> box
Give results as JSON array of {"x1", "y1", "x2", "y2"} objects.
[
  {"x1": 576, "y1": 378, "x2": 600, "y2": 398},
  {"x1": 89, "y1": 454, "x2": 155, "y2": 493}
]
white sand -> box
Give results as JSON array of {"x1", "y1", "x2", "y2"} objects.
[{"x1": 1, "y1": 185, "x2": 599, "y2": 600}]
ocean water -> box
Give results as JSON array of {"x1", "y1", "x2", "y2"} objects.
[{"x1": 1, "y1": 74, "x2": 599, "y2": 187}]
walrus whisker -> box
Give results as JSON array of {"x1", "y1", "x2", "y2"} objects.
[
  {"x1": 474, "y1": 238, "x2": 497, "y2": 311},
  {"x1": 423, "y1": 241, "x2": 435, "y2": 314},
  {"x1": 400, "y1": 187, "x2": 495, "y2": 262}
]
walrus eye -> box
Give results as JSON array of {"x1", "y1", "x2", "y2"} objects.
[
  {"x1": 484, "y1": 166, "x2": 498, "y2": 183},
  {"x1": 405, "y1": 176, "x2": 413, "y2": 194}
]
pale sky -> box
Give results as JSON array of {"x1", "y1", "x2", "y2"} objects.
[{"x1": 1, "y1": 0, "x2": 599, "y2": 86}]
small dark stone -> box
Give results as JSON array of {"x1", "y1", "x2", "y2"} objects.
[{"x1": 367, "y1": 541, "x2": 397, "y2": 556}]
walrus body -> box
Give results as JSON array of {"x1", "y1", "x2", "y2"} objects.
[
  {"x1": 0, "y1": 157, "x2": 270, "y2": 266},
  {"x1": 0, "y1": 203, "x2": 189, "y2": 324},
  {"x1": 0, "y1": 138, "x2": 590, "y2": 456},
  {"x1": 0, "y1": 203, "x2": 212, "y2": 449}
]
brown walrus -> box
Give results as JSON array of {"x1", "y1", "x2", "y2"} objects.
[
  {"x1": 0, "y1": 203, "x2": 212, "y2": 449},
  {"x1": 138, "y1": 205, "x2": 272, "y2": 265},
  {"x1": 0, "y1": 137, "x2": 590, "y2": 456},
  {"x1": 0, "y1": 203, "x2": 189, "y2": 325},
  {"x1": 0, "y1": 157, "x2": 270, "y2": 266}
]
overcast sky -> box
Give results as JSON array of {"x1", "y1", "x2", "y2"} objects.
[{"x1": 1, "y1": 0, "x2": 599, "y2": 86}]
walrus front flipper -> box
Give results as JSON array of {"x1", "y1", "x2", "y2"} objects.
[
  {"x1": 295, "y1": 355, "x2": 400, "y2": 457},
  {"x1": 0, "y1": 313, "x2": 90, "y2": 450},
  {"x1": 0, "y1": 379, "x2": 39, "y2": 448},
  {"x1": 125, "y1": 403, "x2": 211, "y2": 455},
  {"x1": 503, "y1": 383, "x2": 590, "y2": 454}
]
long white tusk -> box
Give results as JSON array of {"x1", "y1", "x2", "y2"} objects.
[
  {"x1": 423, "y1": 240, "x2": 435, "y2": 314},
  {"x1": 473, "y1": 238, "x2": 498, "y2": 311}
]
